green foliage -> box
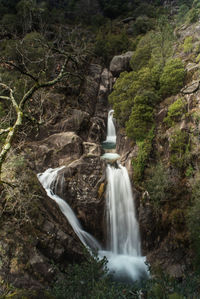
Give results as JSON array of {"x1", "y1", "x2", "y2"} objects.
[
  {"x1": 187, "y1": 177, "x2": 200, "y2": 267},
  {"x1": 51, "y1": 251, "x2": 141, "y2": 299},
  {"x1": 94, "y1": 30, "x2": 130, "y2": 64},
  {"x1": 186, "y1": 7, "x2": 199, "y2": 23},
  {"x1": 164, "y1": 98, "x2": 186, "y2": 127},
  {"x1": 146, "y1": 163, "x2": 174, "y2": 209},
  {"x1": 169, "y1": 130, "x2": 191, "y2": 170},
  {"x1": 126, "y1": 92, "x2": 155, "y2": 141},
  {"x1": 176, "y1": 4, "x2": 190, "y2": 24},
  {"x1": 130, "y1": 43, "x2": 152, "y2": 72},
  {"x1": 132, "y1": 16, "x2": 154, "y2": 36},
  {"x1": 159, "y1": 59, "x2": 185, "y2": 98},
  {"x1": 183, "y1": 36, "x2": 193, "y2": 53},
  {"x1": 51, "y1": 251, "x2": 200, "y2": 298},
  {"x1": 132, "y1": 127, "x2": 154, "y2": 183},
  {"x1": 109, "y1": 67, "x2": 159, "y2": 127}
]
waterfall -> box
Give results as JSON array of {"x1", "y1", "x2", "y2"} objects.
[
  {"x1": 106, "y1": 164, "x2": 141, "y2": 256},
  {"x1": 37, "y1": 167, "x2": 101, "y2": 251},
  {"x1": 99, "y1": 109, "x2": 148, "y2": 282},
  {"x1": 37, "y1": 109, "x2": 148, "y2": 283},
  {"x1": 105, "y1": 110, "x2": 116, "y2": 144}
]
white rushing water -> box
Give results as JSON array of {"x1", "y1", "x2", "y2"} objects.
[
  {"x1": 105, "y1": 110, "x2": 116, "y2": 144},
  {"x1": 37, "y1": 167, "x2": 101, "y2": 251},
  {"x1": 37, "y1": 109, "x2": 148, "y2": 283},
  {"x1": 99, "y1": 165, "x2": 148, "y2": 282}
]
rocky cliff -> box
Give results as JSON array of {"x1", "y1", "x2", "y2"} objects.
[{"x1": 0, "y1": 64, "x2": 114, "y2": 291}]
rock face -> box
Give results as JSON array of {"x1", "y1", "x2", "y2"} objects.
[
  {"x1": 109, "y1": 51, "x2": 133, "y2": 76},
  {"x1": 1, "y1": 64, "x2": 112, "y2": 290}
]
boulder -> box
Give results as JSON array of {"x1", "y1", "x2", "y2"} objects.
[
  {"x1": 56, "y1": 109, "x2": 90, "y2": 136},
  {"x1": 181, "y1": 80, "x2": 200, "y2": 94},
  {"x1": 55, "y1": 155, "x2": 106, "y2": 242},
  {"x1": 30, "y1": 132, "x2": 83, "y2": 171},
  {"x1": 88, "y1": 117, "x2": 106, "y2": 143},
  {"x1": 109, "y1": 51, "x2": 133, "y2": 76}
]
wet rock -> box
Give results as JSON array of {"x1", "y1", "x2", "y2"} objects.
[
  {"x1": 83, "y1": 142, "x2": 103, "y2": 156},
  {"x1": 109, "y1": 51, "x2": 133, "y2": 76}
]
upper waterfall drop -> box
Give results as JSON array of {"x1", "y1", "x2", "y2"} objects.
[{"x1": 105, "y1": 109, "x2": 116, "y2": 144}]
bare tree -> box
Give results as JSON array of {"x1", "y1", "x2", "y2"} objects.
[{"x1": 0, "y1": 28, "x2": 90, "y2": 183}]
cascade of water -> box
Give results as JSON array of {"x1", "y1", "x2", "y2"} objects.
[
  {"x1": 37, "y1": 167, "x2": 101, "y2": 251},
  {"x1": 37, "y1": 109, "x2": 148, "y2": 282},
  {"x1": 106, "y1": 164, "x2": 141, "y2": 256},
  {"x1": 99, "y1": 109, "x2": 148, "y2": 282},
  {"x1": 105, "y1": 110, "x2": 116, "y2": 144}
]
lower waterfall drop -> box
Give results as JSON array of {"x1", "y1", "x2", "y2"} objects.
[{"x1": 98, "y1": 165, "x2": 148, "y2": 282}]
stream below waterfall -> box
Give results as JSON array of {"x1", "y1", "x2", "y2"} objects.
[{"x1": 38, "y1": 110, "x2": 148, "y2": 283}]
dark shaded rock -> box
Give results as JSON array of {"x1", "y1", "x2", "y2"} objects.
[
  {"x1": 30, "y1": 132, "x2": 83, "y2": 171},
  {"x1": 56, "y1": 155, "x2": 106, "y2": 242},
  {"x1": 88, "y1": 117, "x2": 106, "y2": 143},
  {"x1": 79, "y1": 64, "x2": 103, "y2": 115},
  {"x1": 56, "y1": 109, "x2": 90, "y2": 138},
  {"x1": 157, "y1": 108, "x2": 168, "y2": 123},
  {"x1": 109, "y1": 52, "x2": 133, "y2": 76}
]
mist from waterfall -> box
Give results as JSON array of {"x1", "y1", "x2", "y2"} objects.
[{"x1": 38, "y1": 109, "x2": 148, "y2": 283}]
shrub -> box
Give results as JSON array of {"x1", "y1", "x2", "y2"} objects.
[
  {"x1": 94, "y1": 31, "x2": 130, "y2": 64},
  {"x1": 132, "y1": 16, "x2": 154, "y2": 36},
  {"x1": 164, "y1": 98, "x2": 186, "y2": 127},
  {"x1": 186, "y1": 7, "x2": 199, "y2": 23},
  {"x1": 169, "y1": 130, "x2": 191, "y2": 170},
  {"x1": 146, "y1": 163, "x2": 174, "y2": 209},
  {"x1": 187, "y1": 178, "x2": 200, "y2": 267},
  {"x1": 159, "y1": 59, "x2": 185, "y2": 98},
  {"x1": 126, "y1": 91, "x2": 156, "y2": 141},
  {"x1": 130, "y1": 44, "x2": 152, "y2": 72},
  {"x1": 183, "y1": 36, "x2": 193, "y2": 53},
  {"x1": 132, "y1": 127, "x2": 154, "y2": 183}
]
